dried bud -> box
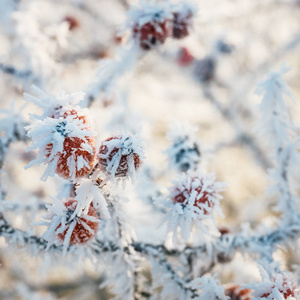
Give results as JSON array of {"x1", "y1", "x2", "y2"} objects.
[
  {"x1": 194, "y1": 57, "x2": 216, "y2": 83},
  {"x1": 167, "y1": 122, "x2": 201, "y2": 172},
  {"x1": 216, "y1": 40, "x2": 234, "y2": 54}
]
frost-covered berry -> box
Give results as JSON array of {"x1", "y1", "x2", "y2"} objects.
[
  {"x1": 26, "y1": 106, "x2": 96, "y2": 181},
  {"x1": 250, "y1": 269, "x2": 300, "y2": 300},
  {"x1": 225, "y1": 285, "x2": 251, "y2": 300},
  {"x1": 57, "y1": 199, "x2": 98, "y2": 245},
  {"x1": 172, "y1": 8, "x2": 193, "y2": 39},
  {"x1": 254, "y1": 276, "x2": 299, "y2": 300},
  {"x1": 98, "y1": 134, "x2": 144, "y2": 182},
  {"x1": 162, "y1": 170, "x2": 226, "y2": 242},
  {"x1": 42, "y1": 198, "x2": 99, "y2": 253},
  {"x1": 172, "y1": 175, "x2": 217, "y2": 214},
  {"x1": 128, "y1": 2, "x2": 173, "y2": 50},
  {"x1": 177, "y1": 47, "x2": 195, "y2": 66},
  {"x1": 133, "y1": 18, "x2": 172, "y2": 50}
]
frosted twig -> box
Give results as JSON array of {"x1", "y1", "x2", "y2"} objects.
[{"x1": 202, "y1": 87, "x2": 271, "y2": 169}]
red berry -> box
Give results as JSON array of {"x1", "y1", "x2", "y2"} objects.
[
  {"x1": 56, "y1": 199, "x2": 99, "y2": 245},
  {"x1": 64, "y1": 16, "x2": 79, "y2": 30},
  {"x1": 46, "y1": 137, "x2": 96, "y2": 179},
  {"x1": 133, "y1": 19, "x2": 172, "y2": 50},
  {"x1": 225, "y1": 285, "x2": 251, "y2": 300},
  {"x1": 172, "y1": 176, "x2": 218, "y2": 215},
  {"x1": 260, "y1": 277, "x2": 298, "y2": 299},
  {"x1": 172, "y1": 10, "x2": 193, "y2": 39},
  {"x1": 219, "y1": 227, "x2": 230, "y2": 236},
  {"x1": 177, "y1": 47, "x2": 195, "y2": 66},
  {"x1": 98, "y1": 135, "x2": 143, "y2": 179},
  {"x1": 46, "y1": 108, "x2": 96, "y2": 180}
]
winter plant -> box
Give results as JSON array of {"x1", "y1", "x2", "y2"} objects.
[{"x1": 0, "y1": 0, "x2": 300, "y2": 300}]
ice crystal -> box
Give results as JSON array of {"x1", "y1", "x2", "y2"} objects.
[
  {"x1": 187, "y1": 275, "x2": 228, "y2": 300},
  {"x1": 73, "y1": 178, "x2": 110, "y2": 219},
  {"x1": 126, "y1": 1, "x2": 173, "y2": 30},
  {"x1": 256, "y1": 66, "x2": 299, "y2": 225},
  {"x1": 24, "y1": 85, "x2": 86, "y2": 118}
]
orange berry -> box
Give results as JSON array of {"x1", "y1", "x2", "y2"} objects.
[
  {"x1": 225, "y1": 285, "x2": 251, "y2": 300},
  {"x1": 56, "y1": 199, "x2": 99, "y2": 245},
  {"x1": 46, "y1": 108, "x2": 96, "y2": 180},
  {"x1": 46, "y1": 136, "x2": 96, "y2": 180}
]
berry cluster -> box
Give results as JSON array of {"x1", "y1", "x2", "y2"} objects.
[
  {"x1": 25, "y1": 89, "x2": 144, "y2": 250},
  {"x1": 133, "y1": 17, "x2": 172, "y2": 50},
  {"x1": 251, "y1": 270, "x2": 300, "y2": 300},
  {"x1": 130, "y1": 2, "x2": 194, "y2": 50},
  {"x1": 26, "y1": 90, "x2": 144, "y2": 184},
  {"x1": 26, "y1": 104, "x2": 96, "y2": 181},
  {"x1": 256, "y1": 276, "x2": 299, "y2": 300}
]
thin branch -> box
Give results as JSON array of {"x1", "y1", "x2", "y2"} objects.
[
  {"x1": 0, "y1": 63, "x2": 32, "y2": 79},
  {"x1": 202, "y1": 87, "x2": 271, "y2": 169}
]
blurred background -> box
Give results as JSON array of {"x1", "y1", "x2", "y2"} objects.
[{"x1": 0, "y1": 0, "x2": 300, "y2": 299}]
